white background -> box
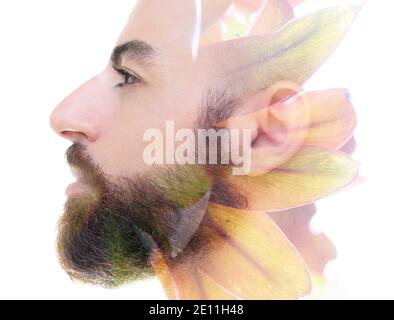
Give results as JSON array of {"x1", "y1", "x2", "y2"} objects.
[{"x1": 0, "y1": 0, "x2": 393, "y2": 299}]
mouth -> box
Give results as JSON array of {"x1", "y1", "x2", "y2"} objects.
[{"x1": 65, "y1": 167, "x2": 90, "y2": 196}]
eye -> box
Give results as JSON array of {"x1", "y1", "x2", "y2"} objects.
[{"x1": 114, "y1": 68, "x2": 141, "y2": 88}]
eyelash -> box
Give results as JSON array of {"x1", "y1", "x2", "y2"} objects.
[{"x1": 114, "y1": 68, "x2": 140, "y2": 88}]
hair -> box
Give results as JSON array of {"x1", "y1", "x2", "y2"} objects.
[{"x1": 197, "y1": 86, "x2": 239, "y2": 129}]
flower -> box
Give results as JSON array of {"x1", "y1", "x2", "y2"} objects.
[{"x1": 152, "y1": 1, "x2": 361, "y2": 300}]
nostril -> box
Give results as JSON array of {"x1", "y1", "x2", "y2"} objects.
[{"x1": 59, "y1": 130, "x2": 88, "y2": 143}]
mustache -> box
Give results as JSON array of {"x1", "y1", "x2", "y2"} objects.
[{"x1": 65, "y1": 143, "x2": 105, "y2": 188}]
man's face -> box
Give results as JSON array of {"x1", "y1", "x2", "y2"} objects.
[
  {"x1": 49, "y1": 1, "x2": 244, "y2": 287},
  {"x1": 50, "y1": 2, "x2": 227, "y2": 181}
]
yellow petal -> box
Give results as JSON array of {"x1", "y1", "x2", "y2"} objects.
[
  {"x1": 227, "y1": 146, "x2": 359, "y2": 211},
  {"x1": 153, "y1": 203, "x2": 311, "y2": 300},
  {"x1": 302, "y1": 89, "x2": 356, "y2": 149}
]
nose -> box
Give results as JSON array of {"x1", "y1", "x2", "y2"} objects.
[{"x1": 50, "y1": 76, "x2": 103, "y2": 144}]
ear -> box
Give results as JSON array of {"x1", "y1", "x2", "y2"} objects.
[{"x1": 219, "y1": 81, "x2": 310, "y2": 176}]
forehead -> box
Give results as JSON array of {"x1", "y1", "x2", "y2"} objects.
[
  {"x1": 117, "y1": 0, "x2": 232, "y2": 52},
  {"x1": 117, "y1": 1, "x2": 196, "y2": 53},
  {"x1": 114, "y1": 1, "x2": 254, "y2": 99}
]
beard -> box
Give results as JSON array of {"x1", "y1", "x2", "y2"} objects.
[{"x1": 56, "y1": 90, "x2": 247, "y2": 288}]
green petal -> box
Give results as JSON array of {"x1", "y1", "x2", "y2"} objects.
[{"x1": 201, "y1": 6, "x2": 361, "y2": 95}]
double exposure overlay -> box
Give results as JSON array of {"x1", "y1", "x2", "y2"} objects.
[{"x1": 50, "y1": 0, "x2": 361, "y2": 299}]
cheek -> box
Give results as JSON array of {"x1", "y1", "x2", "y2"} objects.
[
  {"x1": 90, "y1": 116, "x2": 150, "y2": 177},
  {"x1": 88, "y1": 87, "x2": 201, "y2": 177}
]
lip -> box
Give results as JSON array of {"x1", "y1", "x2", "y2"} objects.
[
  {"x1": 66, "y1": 166, "x2": 89, "y2": 196},
  {"x1": 65, "y1": 180, "x2": 89, "y2": 196}
]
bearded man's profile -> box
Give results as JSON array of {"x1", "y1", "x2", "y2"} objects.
[{"x1": 50, "y1": 0, "x2": 360, "y2": 299}]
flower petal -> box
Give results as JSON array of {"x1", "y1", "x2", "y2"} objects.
[
  {"x1": 249, "y1": 0, "x2": 295, "y2": 35},
  {"x1": 153, "y1": 203, "x2": 311, "y2": 299},
  {"x1": 200, "y1": 6, "x2": 361, "y2": 95},
  {"x1": 201, "y1": 0, "x2": 234, "y2": 31},
  {"x1": 262, "y1": 89, "x2": 356, "y2": 149},
  {"x1": 227, "y1": 146, "x2": 359, "y2": 211},
  {"x1": 234, "y1": 0, "x2": 264, "y2": 12},
  {"x1": 302, "y1": 89, "x2": 356, "y2": 149},
  {"x1": 268, "y1": 204, "x2": 337, "y2": 275},
  {"x1": 287, "y1": 0, "x2": 306, "y2": 7}
]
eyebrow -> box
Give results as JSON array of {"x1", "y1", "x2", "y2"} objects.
[{"x1": 111, "y1": 40, "x2": 156, "y2": 67}]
